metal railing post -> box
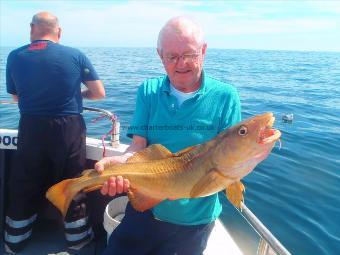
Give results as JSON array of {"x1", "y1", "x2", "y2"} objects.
[
  {"x1": 239, "y1": 203, "x2": 291, "y2": 255},
  {"x1": 83, "y1": 106, "x2": 120, "y2": 147}
]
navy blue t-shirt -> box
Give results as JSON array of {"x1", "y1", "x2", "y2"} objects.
[{"x1": 6, "y1": 40, "x2": 100, "y2": 116}]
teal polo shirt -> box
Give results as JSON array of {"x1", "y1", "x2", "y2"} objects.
[{"x1": 127, "y1": 71, "x2": 241, "y2": 225}]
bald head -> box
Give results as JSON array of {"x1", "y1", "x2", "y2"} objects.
[
  {"x1": 157, "y1": 16, "x2": 205, "y2": 52},
  {"x1": 30, "y1": 12, "x2": 61, "y2": 42}
]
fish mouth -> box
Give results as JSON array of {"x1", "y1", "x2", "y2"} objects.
[{"x1": 258, "y1": 116, "x2": 281, "y2": 144}]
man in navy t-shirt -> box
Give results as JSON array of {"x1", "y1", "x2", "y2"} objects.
[{"x1": 5, "y1": 11, "x2": 105, "y2": 253}]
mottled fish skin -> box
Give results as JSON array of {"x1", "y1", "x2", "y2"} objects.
[{"x1": 46, "y1": 112, "x2": 281, "y2": 217}]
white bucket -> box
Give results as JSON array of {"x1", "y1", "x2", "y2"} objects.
[{"x1": 103, "y1": 196, "x2": 129, "y2": 242}]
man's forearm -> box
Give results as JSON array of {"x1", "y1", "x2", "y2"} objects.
[
  {"x1": 82, "y1": 80, "x2": 105, "y2": 100},
  {"x1": 81, "y1": 89, "x2": 98, "y2": 99}
]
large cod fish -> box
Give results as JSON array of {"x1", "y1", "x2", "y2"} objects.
[{"x1": 46, "y1": 112, "x2": 281, "y2": 217}]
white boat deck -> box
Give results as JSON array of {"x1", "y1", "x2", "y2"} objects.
[{"x1": 205, "y1": 219, "x2": 243, "y2": 255}]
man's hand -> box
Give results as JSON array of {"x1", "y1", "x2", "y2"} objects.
[
  {"x1": 95, "y1": 155, "x2": 130, "y2": 196},
  {"x1": 94, "y1": 135, "x2": 147, "y2": 197},
  {"x1": 101, "y1": 176, "x2": 130, "y2": 196},
  {"x1": 95, "y1": 155, "x2": 128, "y2": 173}
]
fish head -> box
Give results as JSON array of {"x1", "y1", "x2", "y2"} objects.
[{"x1": 213, "y1": 112, "x2": 281, "y2": 179}]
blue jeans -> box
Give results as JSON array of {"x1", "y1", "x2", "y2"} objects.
[{"x1": 103, "y1": 203, "x2": 214, "y2": 255}]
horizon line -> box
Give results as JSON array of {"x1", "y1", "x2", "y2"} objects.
[{"x1": 0, "y1": 45, "x2": 339, "y2": 54}]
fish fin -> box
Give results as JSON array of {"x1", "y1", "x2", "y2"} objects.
[
  {"x1": 173, "y1": 145, "x2": 197, "y2": 156},
  {"x1": 126, "y1": 144, "x2": 173, "y2": 163},
  {"x1": 127, "y1": 187, "x2": 163, "y2": 212},
  {"x1": 45, "y1": 178, "x2": 79, "y2": 218},
  {"x1": 225, "y1": 181, "x2": 245, "y2": 209},
  {"x1": 79, "y1": 170, "x2": 102, "y2": 192},
  {"x1": 83, "y1": 184, "x2": 103, "y2": 193},
  {"x1": 190, "y1": 169, "x2": 231, "y2": 198}
]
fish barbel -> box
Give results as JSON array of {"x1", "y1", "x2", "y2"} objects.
[{"x1": 46, "y1": 112, "x2": 281, "y2": 217}]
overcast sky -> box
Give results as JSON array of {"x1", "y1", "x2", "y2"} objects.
[{"x1": 1, "y1": 0, "x2": 340, "y2": 52}]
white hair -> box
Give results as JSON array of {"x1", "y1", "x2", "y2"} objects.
[{"x1": 157, "y1": 16, "x2": 205, "y2": 52}]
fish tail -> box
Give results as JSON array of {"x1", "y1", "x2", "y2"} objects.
[{"x1": 45, "y1": 178, "x2": 80, "y2": 218}]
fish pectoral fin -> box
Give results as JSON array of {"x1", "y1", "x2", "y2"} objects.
[
  {"x1": 225, "y1": 181, "x2": 245, "y2": 209},
  {"x1": 190, "y1": 169, "x2": 230, "y2": 198},
  {"x1": 127, "y1": 187, "x2": 163, "y2": 212},
  {"x1": 127, "y1": 144, "x2": 173, "y2": 163}
]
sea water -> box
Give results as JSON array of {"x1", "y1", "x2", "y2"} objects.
[{"x1": 1, "y1": 47, "x2": 339, "y2": 255}]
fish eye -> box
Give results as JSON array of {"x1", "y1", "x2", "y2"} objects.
[{"x1": 238, "y1": 126, "x2": 248, "y2": 136}]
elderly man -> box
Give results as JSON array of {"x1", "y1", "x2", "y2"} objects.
[
  {"x1": 5, "y1": 12, "x2": 105, "y2": 253},
  {"x1": 96, "y1": 16, "x2": 241, "y2": 254}
]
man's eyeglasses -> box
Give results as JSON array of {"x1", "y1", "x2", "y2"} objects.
[{"x1": 162, "y1": 52, "x2": 201, "y2": 64}]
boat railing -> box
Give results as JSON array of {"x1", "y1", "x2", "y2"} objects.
[
  {"x1": 83, "y1": 106, "x2": 120, "y2": 148},
  {"x1": 239, "y1": 203, "x2": 291, "y2": 255},
  {"x1": 0, "y1": 102, "x2": 121, "y2": 148}
]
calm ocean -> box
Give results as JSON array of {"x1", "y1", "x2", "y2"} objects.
[{"x1": 1, "y1": 47, "x2": 339, "y2": 255}]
